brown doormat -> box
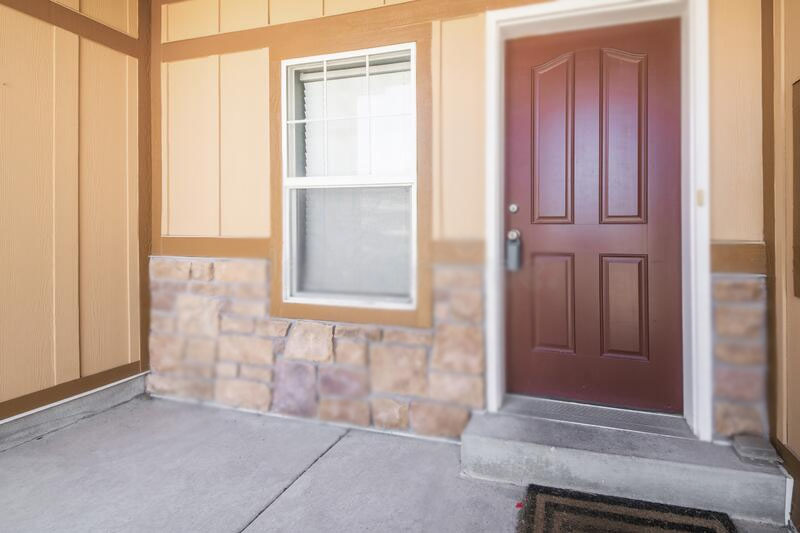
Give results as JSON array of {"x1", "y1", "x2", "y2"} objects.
[{"x1": 517, "y1": 484, "x2": 737, "y2": 532}]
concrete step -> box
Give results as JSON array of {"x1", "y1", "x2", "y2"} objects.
[{"x1": 461, "y1": 409, "x2": 793, "y2": 525}]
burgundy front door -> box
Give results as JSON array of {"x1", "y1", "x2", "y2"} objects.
[{"x1": 505, "y1": 19, "x2": 682, "y2": 413}]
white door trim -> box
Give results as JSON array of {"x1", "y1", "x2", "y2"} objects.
[{"x1": 484, "y1": 0, "x2": 713, "y2": 441}]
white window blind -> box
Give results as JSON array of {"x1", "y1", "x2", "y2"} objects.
[{"x1": 282, "y1": 44, "x2": 417, "y2": 308}]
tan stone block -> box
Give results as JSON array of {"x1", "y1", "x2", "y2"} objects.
[
  {"x1": 714, "y1": 366, "x2": 765, "y2": 402},
  {"x1": 334, "y1": 324, "x2": 382, "y2": 342},
  {"x1": 371, "y1": 398, "x2": 409, "y2": 430},
  {"x1": 433, "y1": 267, "x2": 482, "y2": 289},
  {"x1": 318, "y1": 398, "x2": 370, "y2": 426},
  {"x1": 219, "y1": 335, "x2": 273, "y2": 365},
  {"x1": 147, "y1": 374, "x2": 213, "y2": 400},
  {"x1": 150, "y1": 313, "x2": 176, "y2": 333},
  {"x1": 434, "y1": 301, "x2": 450, "y2": 322},
  {"x1": 184, "y1": 337, "x2": 216, "y2": 364},
  {"x1": 175, "y1": 294, "x2": 221, "y2": 336},
  {"x1": 216, "y1": 361, "x2": 238, "y2": 378},
  {"x1": 215, "y1": 379, "x2": 271, "y2": 411},
  {"x1": 224, "y1": 300, "x2": 267, "y2": 317},
  {"x1": 149, "y1": 333, "x2": 184, "y2": 373},
  {"x1": 256, "y1": 318, "x2": 292, "y2": 337},
  {"x1": 713, "y1": 278, "x2": 765, "y2": 302},
  {"x1": 285, "y1": 321, "x2": 334, "y2": 362},
  {"x1": 428, "y1": 373, "x2": 484, "y2": 408},
  {"x1": 714, "y1": 305, "x2": 764, "y2": 339},
  {"x1": 715, "y1": 402, "x2": 765, "y2": 437},
  {"x1": 369, "y1": 344, "x2": 427, "y2": 395},
  {"x1": 383, "y1": 329, "x2": 433, "y2": 346},
  {"x1": 432, "y1": 324, "x2": 484, "y2": 374},
  {"x1": 189, "y1": 282, "x2": 229, "y2": 297},
  {"x1": 319, "y1": 367, "x2": 368, "y2": 397},
  {"x1": 334, "y1": 339, "x2": 367, "y2": 366},
  {"x1": 240, "y1": 365, "x2": 273, "y2": 383},
  {"x1": 150, "y1": 281, "x2": 188, "y2": 311},
  {"x1": 448, "y1": 290, "x2": 483, "y2": 323},
  {"x1": 410, "y1": 402, "x2": 470, "y2": 438},
  {"x1": 175, "y1": 364, "x2": 215, "y2": 379},
  {"x1": 272, "y1": 360, "x2": 317, "y2": 417},
  {"x1": 225, "y1": 283, "x2": 268, "y2": 300},
  {"x1": 150, "y1": 258, "x2": 191, "y2": 281},
  {"x1": 190, "y1": 261, "x2": 214, "y2": 281},
  {"x1": 714, "y1": 341, "x2": 766, "y2": 365},
  {"x1": 214, "y1": 260, "x2": 267, "y2": 283},
  {"x1": 220, "y1": 315, "x2": 255, "y2": 334}
]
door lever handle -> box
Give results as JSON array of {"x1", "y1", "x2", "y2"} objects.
[{"x1": 506, "y1": 229, "x2": 522, "y2": 271}]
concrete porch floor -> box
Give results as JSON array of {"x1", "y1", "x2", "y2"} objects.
[{"x1": 0, "y1": 396, "x2": 790, "y2": 532}]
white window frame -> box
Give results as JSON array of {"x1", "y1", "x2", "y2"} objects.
[{"x1": 280, "y1": 42, "x2": 418, "y2": 310}]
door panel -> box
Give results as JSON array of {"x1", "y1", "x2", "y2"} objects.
[{"x1": 505, "y1": 19, "x2": 682, "y2": 412}]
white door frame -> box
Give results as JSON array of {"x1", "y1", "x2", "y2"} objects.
[{"x1": 484, "y1": 0, "x2": 713, "y2": 441}]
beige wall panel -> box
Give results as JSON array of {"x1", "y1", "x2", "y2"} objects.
[
  {"x1": 431, "y1": 20, "x2": 442, "y2": 239},
  {"x1": 438, "y1": 14, "x2": 485, "y2": 240},
  {"x1": 166, "y1": 0, "x2": 219, "y2": 42},
  {"x1": 166, "y1": 56, "x2": 221, "y2": 236},
  {"x1": 220, "y1": 0, "x2": 269, "y2": 32},
  {"x1": 127, "y1": 57, "x2": 141, "y2": 364},
  {"x1": 269, "y1": 0, "x2": 323, "y2": 25},
  {"x1": 385, "y1": 0, "x2": 413, "y2": 4},
  {"x1": 81, "y1": 0, "x2": 139, "y2": 36},
  {"x1": 709, "y1": 0, "x2": 764, "y2": 242},
  {"x1": 53, "y1": 0, "x2": 80, "y2": 9},
  {"x1": 0, "y1": 7, "x2": 56, "y2": 401},
  {"x1": 53, "y1": 27, "x2": 81, "y2": 384},
  {"x1": 220, "y1": 49, "x2": 270, "y2": 237},
  {"x1": 79, "y1": 39, "x2": 137, "y2": 376},
  {"x1": 161, "y1": 63, "x2": 169, "y2": 232},
  {"x1": 325, "y1": 0, "x2": 381, "y2": 16}
]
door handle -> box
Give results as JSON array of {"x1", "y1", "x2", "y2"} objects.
[{"x1": 506, "y1": 229, "x2": 522, "y2": 272}]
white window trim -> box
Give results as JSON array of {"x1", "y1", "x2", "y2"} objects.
[{"x1": 280, "y1": 42, "x2": 418, "y2": 311}]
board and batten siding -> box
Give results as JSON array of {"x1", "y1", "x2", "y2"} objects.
[
  {"x1": 0, "y1": 3, "x2": 140, "y2": 403},
  {"x1": 161, "y1": 48, "x2": 270, "y2": 237},
  {"x1": 54, "y1": 0, "x2": 139, "y2": 37}
]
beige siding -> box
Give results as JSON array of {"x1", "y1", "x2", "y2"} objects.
[
  {"x1": 163, "y1": 50, "x2": 270, "y2": 238},
  {"x1": 709, "y1": 0, "x2": 764, "y2": 242},
  {"x1": 53, "y1": 27, "x2": 81, "y2": 385},
  {"x1": 221, "y1": 0, "x2": 269, "y2": 32},
  {"x1": 324, "y1": 0, "x2": 381, "y2": 16},
  {"x1": 166, "y1": 56, "x2": 221, "y2": 236},
  {"x1": 434, "y1": 15, "x2": 485, "y2": 241},
  {"x1": 53, "y1": 0, "x2": 139, "y2": 36},
  {"x1": 269, "y1": 0, "x2": 323, "y2": 25},
  {"x1": 165, "y1": 0, "x2": 219, "y2": 42},
  {"x1": 79, "y1": 40, "x2": 140, "y2": 376},
  {"x1": 220, "y1": 49, "x2": 270, "y2": 237},
  {"x1": 0, "y1": 7, "x2": 58, "y2": 401}
]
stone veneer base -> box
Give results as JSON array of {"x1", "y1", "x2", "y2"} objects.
[{"x1": 147, "y1": 256, "x2": 486, "y2": 439}]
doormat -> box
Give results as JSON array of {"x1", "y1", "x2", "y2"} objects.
[{"x1": 516, "y1": 484, "x2": 737, "y2": 532}]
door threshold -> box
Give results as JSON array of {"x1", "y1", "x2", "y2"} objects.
[{"x1": 500, "y1": 394, "x2": 695, "y2": 439}]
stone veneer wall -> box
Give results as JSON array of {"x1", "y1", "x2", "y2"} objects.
[
  {"x1": 712, "y1": 274, "x2": 769, "y2": 438},
  {"x1": 146, "y1": 257, "x2": 485, "y2": 439}
]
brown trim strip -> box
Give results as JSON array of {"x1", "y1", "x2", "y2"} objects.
[
  {"x1": 0, "y1": 362, "x2": 142, "y2": 420},
  {"x1": 710, "y1": 242, "x2": 767, "y2": 274},
  {"x1": 139, "y1": 0, "x2": 153, "y2": 371},
  {"x1": 160, "y1": 0, "x2": 541, "y2": 62},
  {"x1": 159, "y1": 237, "x2": 271, "y2": 258},
  {"x1": 432, "y1": 240, "x2": 485, "y2": 265},
  {"x1": 0, "y1": 0, "x2": 144, "y2": 59}
]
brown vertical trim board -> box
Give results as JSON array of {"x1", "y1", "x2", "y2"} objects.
[
  {"x1": 0, "y1": 362, "x2": 142, "y2": 420},
  {"x1": 710, "y1": 242, "x2": 768, "y2": 274},
  {"x1": 774, "y1": 440, "x2": 800, "y2": 525},
  {"x1": 151, "y1": 0, "x2": 163, "y2": 257},
  {"x1": 760, "y1": 0, "x2": 777, "y2": 442},
  {"x1": 138, "y1": 0, "x2": 153, "y2": 371},
  {"x1": 0, "y1": 0, "x2": 143, "y2": 59}
]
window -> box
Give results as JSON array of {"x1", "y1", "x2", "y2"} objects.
[{"x1": 282, "y1": 44, "x2": 417, "y2": 309}]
